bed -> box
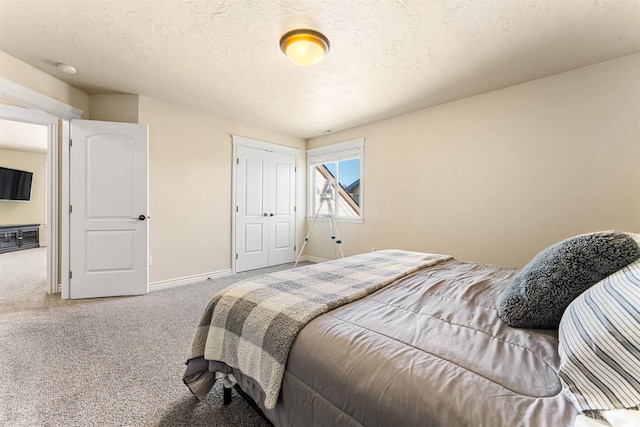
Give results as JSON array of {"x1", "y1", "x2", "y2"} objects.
[{"x1": 183, "y1": 231, "x2": 640, "y2": 427}]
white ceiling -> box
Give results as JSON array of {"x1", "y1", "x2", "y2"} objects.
[{"x1": 0, "y1": 0, "x2": 639, "y2": 139}]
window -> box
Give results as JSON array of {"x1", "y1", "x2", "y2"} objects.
[{"x1": 306, "y1": 138, "x2": 364, "y2": 222}]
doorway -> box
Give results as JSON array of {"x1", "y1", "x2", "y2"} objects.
[
  {"x1": 0, "y1": 119, "x2": 49, "y2": 300},
  {"x1": 0, "y1": 78, "x2": 84, "y2": 296}
]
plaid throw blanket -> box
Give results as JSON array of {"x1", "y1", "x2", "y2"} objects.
[{"x1": 185, "y1": 250, "x2": 451, "y2": 409}]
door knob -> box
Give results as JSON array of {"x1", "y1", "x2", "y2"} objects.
[
  {"x1": 263, "y1": 213, "x2": 268, "y2": 217},
  {"x1": 270, "y1": 213, "x2": 274, "y2": 217},
  {"x1": 138, "y1": 215, "x2": 146, "y2": 221}
]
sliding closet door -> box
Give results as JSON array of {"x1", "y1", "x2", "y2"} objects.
[{"x1": 235, "y1": 142, "x2": 296, "y2": 273}]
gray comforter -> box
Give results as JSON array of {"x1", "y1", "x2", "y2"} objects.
[
  {"x1": 185, "y1": 250, "x2": 451, "y2": 409},
  {"x1": 193, "y1": 259, "x2": 578, "y2": 426}
]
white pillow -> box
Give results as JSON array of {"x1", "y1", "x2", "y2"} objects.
[
  {"x1": 574, "y1": 410, "x2": 640, "y2": 427},
  {"x1": 558, "y1": 257, "x2": 640, "y2": 412}
]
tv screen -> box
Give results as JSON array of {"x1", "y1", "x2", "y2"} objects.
[{"x1": 0, "y1": 166, "x2": 33, "y2": 201}]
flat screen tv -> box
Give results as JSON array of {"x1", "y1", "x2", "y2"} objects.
[{"x1": 0, "y1": 166, "x2": 33, "y2": 201}]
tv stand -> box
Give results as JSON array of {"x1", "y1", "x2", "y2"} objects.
[{"x1": 0, "y1": 224, "x2": 40, "y2": 254}]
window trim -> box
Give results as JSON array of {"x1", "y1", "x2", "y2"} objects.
[{"x1": 306, "y1": 138, "x2": 364, "y2": 223}]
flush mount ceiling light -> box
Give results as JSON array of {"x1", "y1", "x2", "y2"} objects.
[{"x1": 280, "y1": 29, "x2": 330, "y2": 66}]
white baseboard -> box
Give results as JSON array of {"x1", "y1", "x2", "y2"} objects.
[
  {"x1": 149, "y1": 269, "x2": 233, "y2": 292},
  {"x1": 60, "y1": 259, "x2": 324, "y2": 295},
  {"x1": 55, "y1": 271, "x2": 233, "y2": 295},
  {"x1": 298, "y1": 255, "x2": 328, "y2": 264}
]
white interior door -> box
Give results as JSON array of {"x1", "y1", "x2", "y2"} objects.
[
  {"x1": 69, "y1": 119, "x2": 148, "y2": 299},
  {"x1": 236, "y1": 146, "x2": 270, "y2": 272},
  {"x1": 268, "y1": 152, "x2": 296, "y2": 266},
  {"x1": 235, "y1": 144, "x2": 296, "y2": 272}
]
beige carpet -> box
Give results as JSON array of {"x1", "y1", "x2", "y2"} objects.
[{"x1": 0, "y1": 247, "x2": 307, "y2": 426}]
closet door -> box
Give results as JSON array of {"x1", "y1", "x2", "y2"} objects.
[
  {"x1": 268, "y1": 152, "x2": 296, "y2": 266},
  {"x1": 236, "y1": 146, "x2": 270, "y2": 272},
  {"x1": 235, "y1": 144, "x2": 296, "y2": 272}
]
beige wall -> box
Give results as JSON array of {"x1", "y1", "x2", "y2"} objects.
[
  {"x1": 0, "y1": 51, "x2": 90, "y2": 116},
  {"x1": 0, "y1": 50, "x2": 307, "y2": 286},
  {"x1": 138, "y1": 96, "x2": 306, "y2": 284},
  {"x1": 306, "y1": 53, "x2": 640, "y2": 268},
  {"x1": 89, "y1": 94, "x2": 139, "y2": 123},
  {"x1": 0, "y1": 149, "x2": 47, "y2": 246},
  {"x1": 2, "y1": 48, "x2": 638, "y2": 282}
]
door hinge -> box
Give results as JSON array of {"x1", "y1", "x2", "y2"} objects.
[
  {"x1": 294, "y1": 245, "x2": 297, "y2": 251},
  {"x1": 294, "y1": 206, "x2": 296, "y2": 212},
  {"x1": 69, "y1": 271, "x2": 73, "y2": 279},
  {"x1": 236, "y1": 206, "x2": 238, "y2": 213},
  {"x1": 236, "y1": 158, "x2": 239, "y2": 165},
  {"x1": 69, "y1": 139, "x2": 72, "y2": 148},
  {"x1": 235, "y1": 253, "x2": 238, "y2": 260},
  {"x1": 294, "y1": 166, "x2": 297, "y2": 173},
  {"x1": 69, "y1": 205, "x2": 73, "y2": 213}
]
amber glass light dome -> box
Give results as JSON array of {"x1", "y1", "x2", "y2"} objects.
[{"x1": 280, "y1": 29, "x2": 330, "y2": 66}]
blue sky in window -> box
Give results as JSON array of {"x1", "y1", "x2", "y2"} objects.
[{"x1": 324, "y1": 159, "x2": 360, "y2": 188}]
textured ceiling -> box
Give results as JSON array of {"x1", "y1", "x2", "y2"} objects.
[{"x1": 0, "y1": 0, "x2": 639, "y2": 138}]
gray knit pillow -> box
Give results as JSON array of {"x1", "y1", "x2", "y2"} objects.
[{"x1": 497, "y1": 231, "x2": 640, "y2": 329}]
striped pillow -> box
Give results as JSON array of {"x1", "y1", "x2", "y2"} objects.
[{"x1": 558, "y1": 258, "x2": 640, "y2": 412}]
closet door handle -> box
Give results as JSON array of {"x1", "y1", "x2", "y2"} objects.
[
  {"x1": 263, "y1": 213, "x2": 268, "y2": 217},
  {"x1": 269, "y1": 213, "x2": 274, "y2": 217}
]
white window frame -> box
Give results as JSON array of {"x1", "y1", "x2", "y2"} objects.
[{"x1": 306, "y1": 138, "x2": 364, "y2": 223}]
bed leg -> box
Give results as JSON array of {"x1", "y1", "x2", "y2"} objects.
[{"x1": 223, "y1": 386, "x2": 232, "y2": 405}]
